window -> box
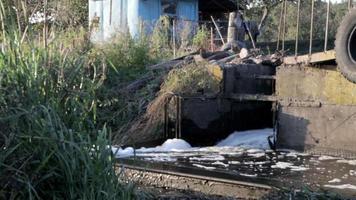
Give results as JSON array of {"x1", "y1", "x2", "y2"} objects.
[{"x1": 161, "y1": 0, "x2": 177, "y2": 16}]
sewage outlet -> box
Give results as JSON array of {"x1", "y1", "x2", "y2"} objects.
[{"x1": 164, "y1": 64, "x2": 277, "y2": 147}]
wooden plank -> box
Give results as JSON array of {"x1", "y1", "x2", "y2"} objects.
[{"x1": 283, "y1": 50, "x2": 336, "y2": 65}]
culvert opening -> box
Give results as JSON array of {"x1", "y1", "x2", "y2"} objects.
[{"x1": 165, "y1": 97, "x2": 275, "y2": 147}]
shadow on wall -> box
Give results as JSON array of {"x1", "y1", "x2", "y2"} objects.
[
  {"x1": 276, "y1": 111, "x2": 310, "y2": 152},
  {"x1": 180, "y1": 98, "x2": 274, "y2": 147}
]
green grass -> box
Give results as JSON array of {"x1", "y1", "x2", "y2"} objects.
[
  {"x1": 0, "y1": 2, "x2": 221, "y2": 198},
  {"x1": 0, "y1": 2, "x2": 157, "y2": 199}
]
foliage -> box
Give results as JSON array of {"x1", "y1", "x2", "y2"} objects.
[
  {"x1": 0, "y1": 0, "x2": 88, "y2": 30},
  {"x1": 162, "y1": 62, "x2": 220, "y2": 95},
  {"x1": 150, "y1": 16, "x2": 173, "y2": 60},
  {"x1": 245, "y1": 0, "x2": 350, "y2": 43},
  {"x1": 192, "y1": 26, "x2": 210, "y2": 50},
  {"x1": 0, "y1": 1, "x2": 158, "y2": 199}
]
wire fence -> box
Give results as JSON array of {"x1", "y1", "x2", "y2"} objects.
[{"x1": 276, "y1": 0, "x2": 354, "y2": 57}]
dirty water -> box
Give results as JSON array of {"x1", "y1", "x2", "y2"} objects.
[{"x1": 121, "y1": 147, "x2": 356, "y2": 197}]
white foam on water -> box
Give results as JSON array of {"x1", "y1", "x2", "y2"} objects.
[
  {"x1": 113, "y1": 139, "x2": 192, "y2": 158},
  {"x1": 189, "y1": 155, "x2": 225, "y2": 161},
  {"x1": 328, "y1": 178, "x2": 342, "y2": 183},
  {"x1": 285, "y1": 152, "x2": 298, "y2": 158},
  {"x1": 244, "y1": 161, "x2": 270, "y2": 165},
  {"x1": 192, "y1": 164, "x2": 216, "y2": 170},
  {"x1": 211, "y1": 161, "x2": 229, "y2": 168},
  {"x1": 324, "y1": 184, "x2": 356, "y2": 190},
  {"x1": 271, "y1": 162, "x2": 293, "y2": 169},
  {"x1": 144, "y1": 156, "x2": 177, "y2": 162},
  {"x1": 239, "y1": 173, "x2": 258, "y2": 177},
  {"x1": 112, "y1": 147, "x2": 135, "y2": 158},
  {"x1": 336, "y1": 160, "x2": 356, "y2": 166},
  {"x1": 138, "y1": 139, "x2": 192, "y2": 152},
  {"x1": 246, "y1": 149, "x2": 264, "y2": 153},
  {"x1": 318, "y1": 156, "x2": 338, "y2": 161},
  {"x1": 228, "y1": 161, "x2": 241, "y2": 165},
  {"x1": 290, "y1": 166, "x2": 309, "y2": 172},
  {"x1": 271, "y1": 162, "x2": 309, "y2": 171},
  {"x1": 248, "y1": 152, "x2": 266, "y2": 158},
  {"x1": 114, "y1": 129, "x2": 275, "y2": 158},
  {"x1": 216, "y1": 129, "x2": 274, "y2": 149}
]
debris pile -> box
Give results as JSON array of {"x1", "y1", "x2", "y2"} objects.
[{"x1": 119, "y1": 42, "x2": 282, "y2": 146}]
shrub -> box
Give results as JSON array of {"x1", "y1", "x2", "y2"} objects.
[{"x1": 192, "y1": 26, "x2": 210, "y2": 50}]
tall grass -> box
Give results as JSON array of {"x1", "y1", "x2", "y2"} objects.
[
  {"x1": 0, "y1": 2, "x2": 143, "y2": 199},
  {"x1": 0, "y1": 1, "x2": 213, "y2": 197}
]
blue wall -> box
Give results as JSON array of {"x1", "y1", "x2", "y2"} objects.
[
  {"x1": 89, "y1": 0, "x2": 199, "y2": 42},
  {"x1": 89, "y1": 0, "x2": 128, "y2": 42},
  {"x1": 177, "y1": 0, "x2": 198, "y2": 21}
]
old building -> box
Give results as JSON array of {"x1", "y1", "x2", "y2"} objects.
[{"x1": 89, "y1": 0, "x2": 237, "y2": 42}]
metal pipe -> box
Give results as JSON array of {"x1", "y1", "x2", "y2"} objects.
[
  {"x1": 243, "y1": 20, "x2": 257, "y2": 49},
  {"x1": 164, "y1": 102, "x2": 168, "y2": 138},
  {"x1": 109, "y1": 0, "x2": 112, "y2": 25},
  {"x1": 178, "y1": 97, "x2": 182, "y2": 139},
  {"x1": 276, "y1": 1, "x2": 285, "y2": 51},
  {"x1": 210, "y1": 27, "x2": 214, "y2": 51},
  {"x1": 282, "y1": 0, "x2": 287, "y2": 53},
  {"x1": 43, "y1": 0, "x2": 48, "y2": 50},
  {"x1": 175, "y1": 96, "x2": 179, "y2": 138},
  {"x1": 309, "y1": 0, "x2": 315, "y2": 56},
  {"x1": 324, "y1": 0, "x2": 330, "y2": 52},
  {"x1": 295, "y1": 0, "x2": 301, "y2": 57},
  {"x1": 173, "y1": 19, "x2": 176, "y2": 58},
  {"x1": 210, "y1": 16, "x2": 225, "y2": 45}
]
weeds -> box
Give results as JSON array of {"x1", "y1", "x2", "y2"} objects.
[
  {"x1": 192, "y1": 26, "x2": 210, "y2": 50},
  {"x1": 162, "y1": 62, "x2": 220, "y2": 95},
  {"x1": 0, "y1": 1, "x2": 212, "y2": 198},
  {"x1": 0, "y1": 2, "x2": 145, "y2": 199}
]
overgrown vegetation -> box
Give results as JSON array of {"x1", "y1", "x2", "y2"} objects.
[
  {"x1": 0, "y1": 1, "x2": 159, "y2": 199},
  {"x1": 0, "y1": 0, "x2": 214, "y2": 197},
  {"x1": 162, "y1": 62, "x2": 220, "y2": 96},
  {"x1": 121, "y1": 62, "x2": 221, "y2": 145},
  {"x1": 1, "y1": 0, "x2": 351, "y2": 199}
]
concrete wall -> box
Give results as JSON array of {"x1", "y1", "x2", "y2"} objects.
[
  {"x1": 181, "y1": 98, "x2": 273, "y2": 146},
  {"x1": 223, "y1": 64, "x2": 275, "y2": 95},
  {"x1": 277, "y1": 65, "x2": 356, "y2": 105},
  {"x1": 276, "y1": 65, "x2": 356, "y2": 155}
]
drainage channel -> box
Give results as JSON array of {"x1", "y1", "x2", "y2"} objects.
[
  {"x1": 116, "y1": 158, "x2": 274, "y2": 199},
  {"x1": 115, "y1": 147, "x2": 356, "y2": 199}
]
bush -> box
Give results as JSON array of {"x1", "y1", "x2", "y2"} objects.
[{"x1": 192, "y1": 26, "x2": 209, "y2": 50}]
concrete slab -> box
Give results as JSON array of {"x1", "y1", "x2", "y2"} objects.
[
  {"x1": 277, "y1": 104, "x2": 356, "y2": 154},
  {"x1": 276, "y1": 65, "x2": 356, "y2": 155}
]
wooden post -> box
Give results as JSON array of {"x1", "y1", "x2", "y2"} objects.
[{"x1": 227, "y1": 12, "x2": 236, "y2": 43}]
